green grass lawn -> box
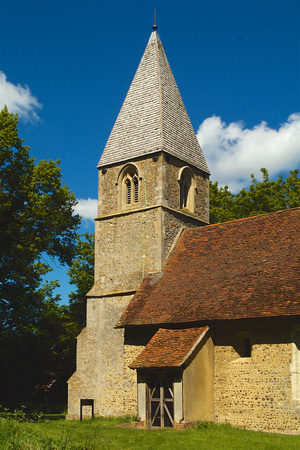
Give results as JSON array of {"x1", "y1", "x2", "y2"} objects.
[{"x1": 0, "y1": 416, "x2": 299, "y2": 450}]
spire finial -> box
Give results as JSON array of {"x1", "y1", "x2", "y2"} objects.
[{"x1": 152, "y1": 9, "x2": 158, "y2": 31}]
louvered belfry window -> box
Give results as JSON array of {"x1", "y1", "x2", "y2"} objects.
[
  {"x1": 123, "y1": 167, "x2": 139, "y2": 205},
  {"x1": 133, "y1": 175, "x2": 139, "y2": 202},
  {"x1": 126, "y1": 178, "x2": 131, "y2": 204}
]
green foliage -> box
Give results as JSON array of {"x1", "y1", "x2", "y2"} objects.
[
  {"x1": 0, "y1": 417, "x2": 77, "y2": 449},
  {"x1": 210, "y1": 168, "x2": 300, "y2": 224},
  {"x1": 68, "y1": 233, "x2": 94, "y2": 330},
  {"x1": 209, "y1": 182, "x2": 237, "y2": 223},
  {"x1": 0, "y1": 107, "x2": 80, "y2": 321},
  {"x1": 0, "y1": 416, "x2": 299, "y2": 449},
  {"x1": 0, "y1": 106, "x2": 81, "y2": 403},
  {"x1": 39, "y1": 232, "x2": 96, "y2": 389},
  {"x1": 0, "y1": 405, "x2": 43, "y2": 423},
  {"x1": 193, "y1": 420, "x2": 215, "y2": 429}
]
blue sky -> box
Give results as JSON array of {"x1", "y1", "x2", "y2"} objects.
[{"x1": 1, "y1": 0, "x2": 299, "y2": 302}]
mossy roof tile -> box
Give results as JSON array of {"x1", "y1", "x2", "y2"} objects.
[
  {"x1": 129, "y1": 326, "x2": 209, "y2": 369},
  {"x1": 118, "y1": 208, "x2": 300, "y2": 326}
]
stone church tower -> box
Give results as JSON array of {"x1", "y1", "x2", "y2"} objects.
[{"x1": 67, "y1": 24, "x2": 210, "y2": 419}]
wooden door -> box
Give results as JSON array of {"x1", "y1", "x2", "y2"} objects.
[{"x1": 148, "y1": 372, "x2": 174, "y2": 428}]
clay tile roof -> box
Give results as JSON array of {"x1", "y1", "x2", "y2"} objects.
[
  {"x1": 129, "y1": 326, "x2": 209, "y2": 369},
  {"x1": 98, "y1": 30, "x2": 209, "y2": 174},
  {"x1": 118, "y1": 208, "x2": 300, "y2": 326}
]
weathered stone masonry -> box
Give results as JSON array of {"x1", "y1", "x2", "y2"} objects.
[
  {"x1": 214, "y1": 320, "x2": 300, "y2": 434},
  {"x1": 68, "y1": 25, "x2": 300, "y2": 434},
  {"x1": 67, "y1": 27, "x2": 209, "y2": 420}
]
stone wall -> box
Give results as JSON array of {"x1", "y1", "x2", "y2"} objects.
[
  {"x1": 183, "y1": 333, "x2": 214, "y2": 423},
  {"x1": 162, "y1": 153, "x2": 209, "y2": 221},
  {"x1": 67, "y1": 295, "x2": 133, "y2": 419},
  {"x1": 98, "y1": 156, "x2": 162, "y2": 217},
  {"x1": 98, "y1": 154, "x2": 209, "y2": 222},
  {"x1": 123, "y1": 327, "x2": 157, "y2": 416},
  {"x1": 93, "y1": 154, "x2": 209, "y2": 297},
  {"x1": 214, "y1": 319, "x2": 300, "y2": 434},
  {"x1": 69, "y1": 151, "x2": 209, "y2": 420},
  {"x1": 93, "y1": 208, "x2": 162, "y2": 296}
]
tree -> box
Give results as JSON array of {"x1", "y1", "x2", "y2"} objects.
[
  {"x1": 209, "y1": 168, "x2": 300, "y2": 224},
  {"x1": 209, "y1": 182, "x2": 237, "y2": 224},
  {"x1": 0, "y1": 106, "x2": 81, "y2": 403},
  {"x1": 49, "y1": 233, "x2": 95, "y2": 392},
  {"x1": 68, "y1": 233, "x2": 94, "y2": 331}
]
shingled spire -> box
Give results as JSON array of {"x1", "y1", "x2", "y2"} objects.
[
  {"x1": 98, "y1": 27, "x2": 209, "y2": 174},
  {"x1": 68, "y1": 25, "x2": 210, "y2": 422}
]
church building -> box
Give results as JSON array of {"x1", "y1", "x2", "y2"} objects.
[{"x1": 67, "y1": 24, "x2": 300, "y2": 434}]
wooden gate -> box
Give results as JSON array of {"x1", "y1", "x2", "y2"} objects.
[{"x1": 147, "y1": 372, "x2": 174, "y2": 428}]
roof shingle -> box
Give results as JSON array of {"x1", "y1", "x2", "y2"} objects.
[
  {"x1": 129, "y1": 326, "x2": 209, "y2": 369},
  {"x1": 118, "y1": 208, "x2": 300, "y2": 326},
  {"x1": 98, "y1": 31, "x2": 209, "y2": 174}
]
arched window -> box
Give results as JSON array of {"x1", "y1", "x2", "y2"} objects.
[
  {"x1": 179, "y1": 167, "x2": 194, "y2": 212},
  {"x1": 120, "y1": 165, "x2": 139, "y2": 206}
]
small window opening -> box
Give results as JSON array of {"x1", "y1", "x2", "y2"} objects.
[
  {"x1": 244, "y1": 337, "x2": 252, "y2": 357},
  {"x1": 235, "y1": 332, "x2": 252, "y2": 358}
]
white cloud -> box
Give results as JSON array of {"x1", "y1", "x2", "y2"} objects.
[
  {"x1": 74, "y1": 198, "x2": 98, "y2": 221},
  {"x1": 0, "y1": 71, "x2": 42, "y2": 122},
  {"x1": 197, "y1": 113, "x2": 300, "y2": 192}
]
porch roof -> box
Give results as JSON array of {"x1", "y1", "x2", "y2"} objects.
[{"x1": 129, "y1": 326, "x2": 209, "y2": 369}]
